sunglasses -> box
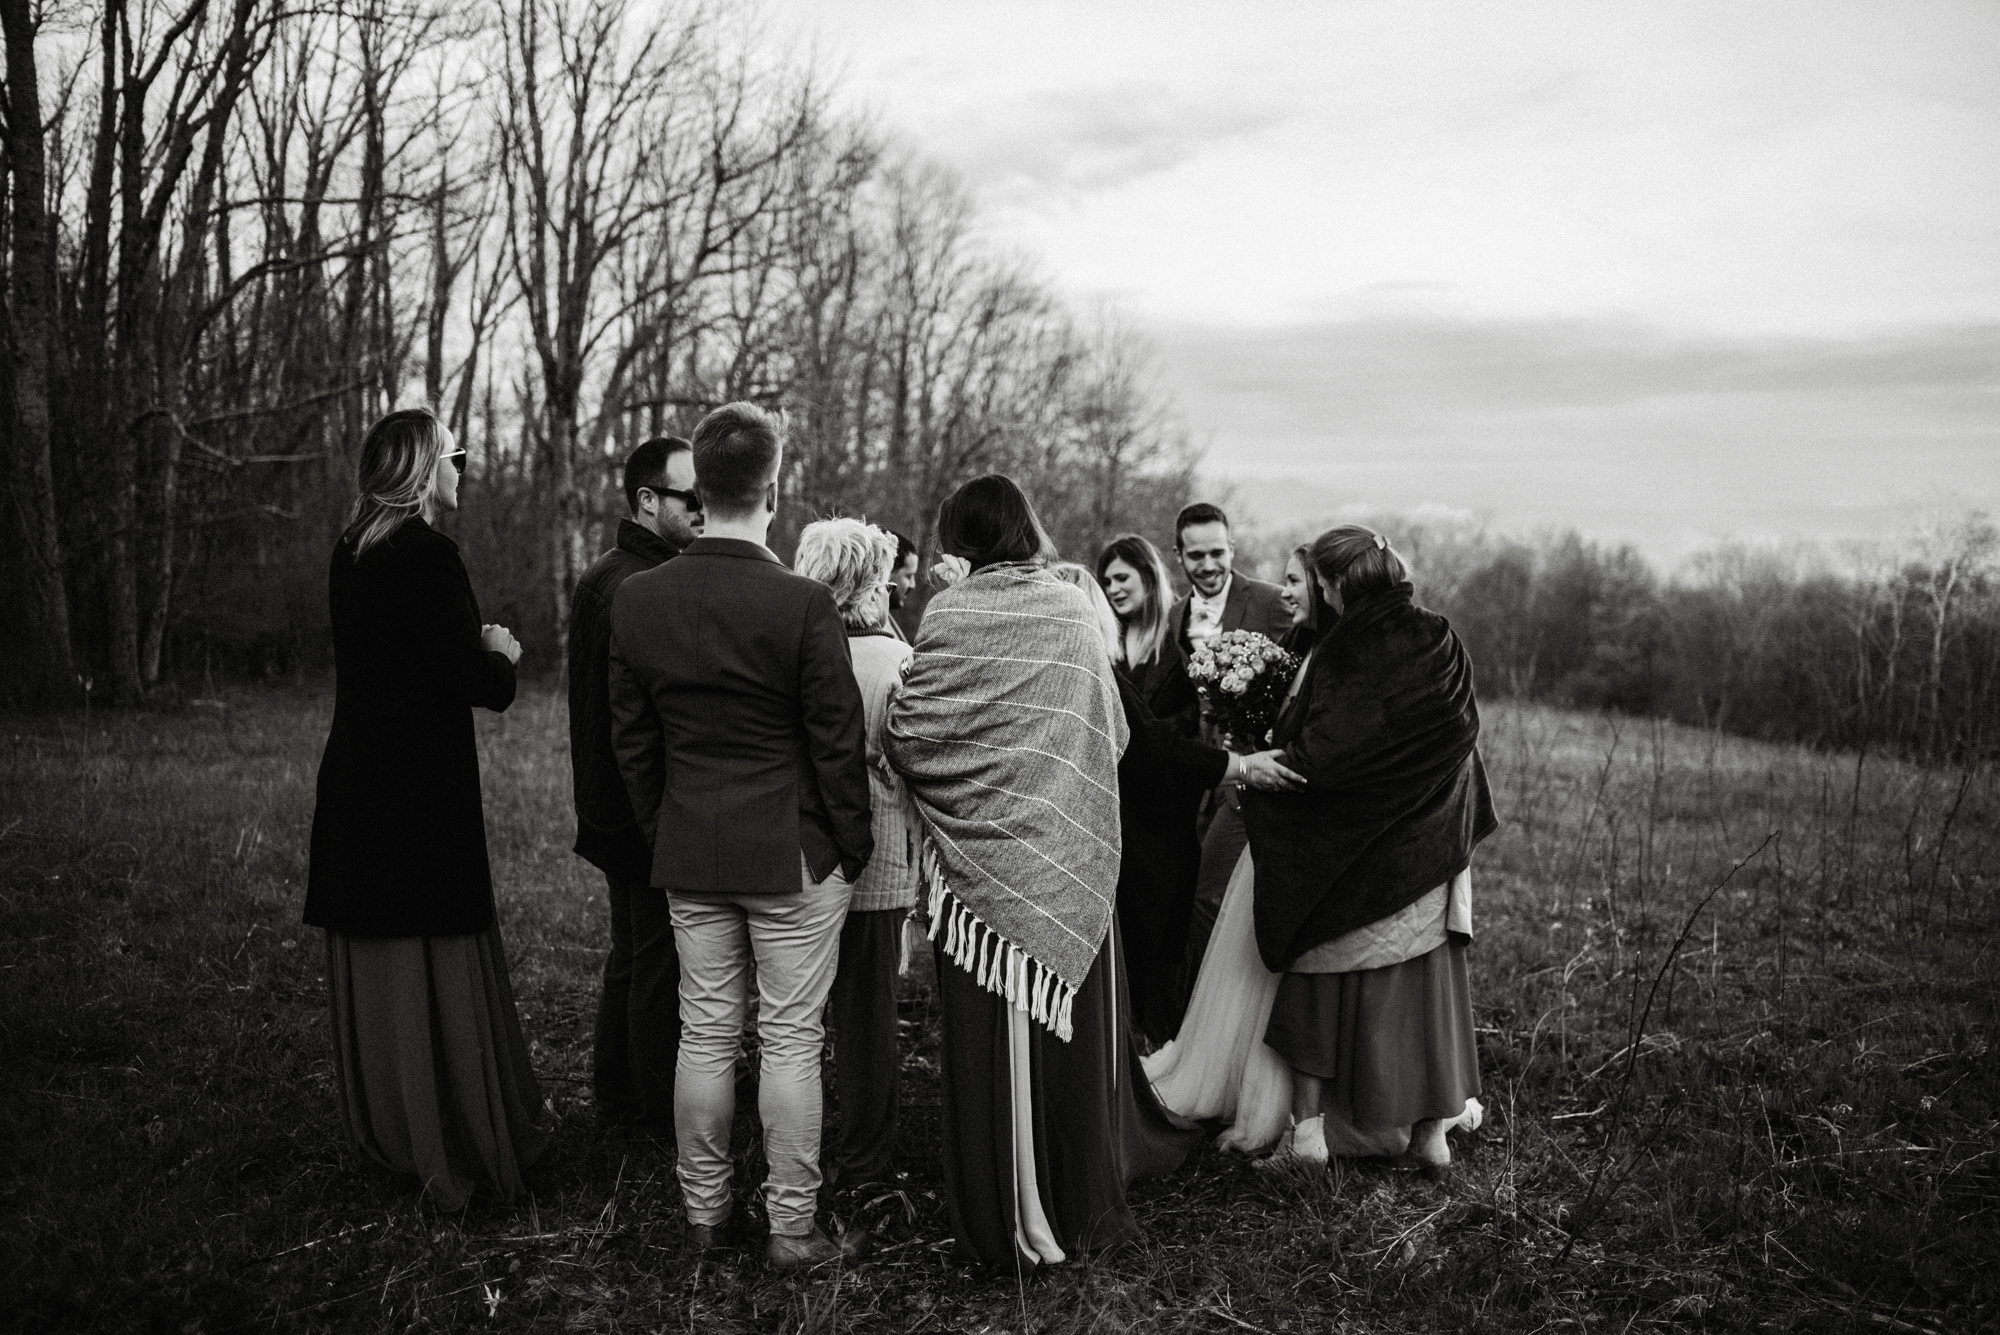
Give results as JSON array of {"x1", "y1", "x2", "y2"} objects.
[
  {"x1": 644, "y1": 485, "x2": 703, "y2": 513},
  {"x1": 441, "y1": 447, "x2": 468, "y2": 474}
]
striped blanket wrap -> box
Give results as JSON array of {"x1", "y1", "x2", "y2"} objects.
[{"x1": 883, "y1": 564, "x2": 1129, "y2": 1040}]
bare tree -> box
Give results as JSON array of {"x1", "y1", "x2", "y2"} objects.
[{"x1": 1, "y1": 0, "x2": 82, "y2": 705}]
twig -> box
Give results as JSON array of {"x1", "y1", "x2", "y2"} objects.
[
  {"x1": 1198, "y1": 1303, "x2": 1275, "y2": 1334},
  {"x1": 254, "y1": 1221, "x2": 379, "y2": 1264}
]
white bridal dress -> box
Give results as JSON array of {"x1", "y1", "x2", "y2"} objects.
[{"x1": 1141, "y1": 846, "x2": 1483, "y2": 1157}]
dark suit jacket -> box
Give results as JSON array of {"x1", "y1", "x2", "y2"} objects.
[
  {"x1": 304, "y1": 519, "x2": 516, "y2": 936},
  {"x1": 608, "y1": 536, "x2": 873, "y2": 896},
  {"x1": 1169, "y1": 572, "x2": 1294, "y2": 660},
  {"x1": 1170, "y1": 572, "x2": 1294, "y2": 744},
  {"x1": 567, "y1": 519, "x2": 684, "y2": 881}
]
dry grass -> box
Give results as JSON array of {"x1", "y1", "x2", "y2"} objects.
[{"x1": 1, "y1": 689, "x2": 1995, "y2": 1333}]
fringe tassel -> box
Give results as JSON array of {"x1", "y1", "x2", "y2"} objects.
[{"x1": 915, "y1": 835, "x2": 1080, "y2": 1042}]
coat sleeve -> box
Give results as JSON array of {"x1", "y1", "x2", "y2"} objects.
[
  {"x1": 607, "y1": 617, "x2": 665, "y2": 849},
  {"x1": 407, "y1": 538, "x2": 515, "y2": 711},
  {"x1": 1125, "y1": 677, "x2": 1229, "y2": 791},
  {"x1": 799, "y1": 588, "x2": 875, "y2": 880}
]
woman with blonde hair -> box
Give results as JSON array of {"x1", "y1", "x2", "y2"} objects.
[
  {"x1": 794, "y1": 516, "x2": 918, "y2": 1198},
  {"x1": 304, "y1": 406, "x2": 546, "y2": 1208}
]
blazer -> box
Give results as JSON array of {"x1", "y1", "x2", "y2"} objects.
[
  {"x1": 1169, "y1": 572, "x2": 1294, "y2": 661},
  {"x1": 567, "y1": 519, "x2": 685, "y2": 881},
  {"x1": 608, "y1": 536, "x2": 874, "y2": 896},
  {"x1": 304, "y1": 519, "x2": 516, "y2": 937}
]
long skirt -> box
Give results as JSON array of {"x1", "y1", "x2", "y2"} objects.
[
  {"x1": 327, "y1": 926, "x2": 550, "y2": 1209},
  {"x1": 934, "y1": 919, "x2": 1196, "y2": 1270},
  {"x1": 1263, "y1": 940, "x2": 1480, "y2": 1133}
]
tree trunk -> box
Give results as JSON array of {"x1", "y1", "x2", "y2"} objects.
[{"x1": 0, "y1": 0, "x2": 83, "y2": 706}]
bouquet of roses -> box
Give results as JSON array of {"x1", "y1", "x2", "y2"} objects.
[{"x1": 1185, "y1": 629, "x2": 1301, "y2": 750}]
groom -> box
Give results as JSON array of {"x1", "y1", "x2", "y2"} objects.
[
  {"x1": 609, "y1": 402, "x2": 874, "y2": 1270},
  {"x1": 1171, "y1": 501, "x2": 1294, "y2": 979}
]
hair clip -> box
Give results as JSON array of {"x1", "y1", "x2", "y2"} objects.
[{"x1": 1373, "y1": 533, "x2": 1386, "y2": 551}]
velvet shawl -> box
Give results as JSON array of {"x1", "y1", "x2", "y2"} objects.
[{"x1": 1242, "y1": 583, "x2": 1497, "y2": 972}]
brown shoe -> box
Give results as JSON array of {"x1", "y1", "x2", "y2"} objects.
[{"x1": 766, "y1": 1224, "x2": 869, "y2": 1272}]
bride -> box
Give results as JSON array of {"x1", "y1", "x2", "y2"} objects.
[{"x1": 1144, "y1": 528, "x2": 1497, "y2": 1170}]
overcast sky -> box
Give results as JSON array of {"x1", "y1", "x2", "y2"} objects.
[{"x1": 765, "y1": 0, "x2": 1999, "y2": 566}]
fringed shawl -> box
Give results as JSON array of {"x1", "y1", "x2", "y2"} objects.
[{"x1": 884, "y1": 563, "x2": 1129, "y2": 1039}]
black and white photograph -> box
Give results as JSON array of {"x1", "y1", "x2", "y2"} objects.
[{"x1": 1, "y1": 0, "x2": 1994, "y2": 1330}]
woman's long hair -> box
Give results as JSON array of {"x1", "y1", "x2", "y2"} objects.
[
  {"x1": 936, "y1": 474, "x2": 1057, "y2": 572},
  {"x1": 345, "y1": 407, "x2": 449, "y2": 558},
  {"x1": 1286, "y1": 541, "x2": 1327, "y2": 642},
  {"x1": 1049, "y1": 562, "x2": 1124, "y2": 665},
  {"x1": 1308, "y1": 525, "x2": 1409, "y2": 612},
  {"x1": 1093, "y1": 533, "x2": 1176, "y2": 668}
]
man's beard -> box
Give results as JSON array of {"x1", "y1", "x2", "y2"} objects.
[{"x1": 661, "y1": 512, "x2": 700, "y2": 546}]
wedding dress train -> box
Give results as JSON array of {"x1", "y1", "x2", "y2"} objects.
[{"x1": 1141, "y1": 847, "x2": 1481, "y2": 1157}]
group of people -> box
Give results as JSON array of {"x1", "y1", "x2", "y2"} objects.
[{"x1": 302, "y1": 401, "x2": 1497, "y2": 1273}]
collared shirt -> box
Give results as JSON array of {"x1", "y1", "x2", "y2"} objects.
[{"x1": 1186, "y1": 573, "x2": 1234, "y2": 645}]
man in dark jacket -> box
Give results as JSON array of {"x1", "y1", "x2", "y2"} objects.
[
  {"x1": 567, "y1": 436, "x2": 701, "y2": 1132},
  {"x1": 609, "y1": 403, "x2": 873, "y2": 1270},
  {"x1": 1170, "y1": 500, "x2": 1297, "y2": 975},
  {"x1": 1169, "y1": 501, "x2": 1294, "y2": 669}
]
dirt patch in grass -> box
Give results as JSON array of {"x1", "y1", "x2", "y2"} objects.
[{"x1": 2, "y1": 691, "x2": 1994, "y2": 1332}]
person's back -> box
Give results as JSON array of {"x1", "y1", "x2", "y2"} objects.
[
  {"x1": 610, "y1": 539, "x2": 871, "y2": 895},
  {"x1": 606, "y1": 402, "x2": 872, "y2": 1270}
]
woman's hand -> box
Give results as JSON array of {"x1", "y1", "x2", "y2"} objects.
[
  {"x1": 930, "y1": 554, "x2": 970, "y2": 589},
  {"x1": 1240, "y1": 749, "x2": 1306, "y2": 792},
  {"x1": 481, "y1": 624, "x2": 522, "y2": 665}
]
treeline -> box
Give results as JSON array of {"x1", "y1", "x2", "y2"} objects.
[
  {"x1": 0, "y1": 0, "x2": 1193, "y2": 706},
  {"x1": 1241, "y1": 512, "x2": 2000, "y2": 761}
]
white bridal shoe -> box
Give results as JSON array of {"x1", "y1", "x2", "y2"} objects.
[{"x1": 1410, "y1": 1097, "x2": 1484, "y2": 1178}]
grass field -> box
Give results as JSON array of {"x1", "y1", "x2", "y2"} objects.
[{"x1": 2, "y1": 687, "x2": 1996, "y2": 1333}]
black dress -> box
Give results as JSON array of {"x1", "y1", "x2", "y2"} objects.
[
  {"x1": 1112, "y1": 676, "x2": 1229, "y2": 1047},
  {"x1": 934, "y1": 918, "x2": 1197, "y2": 1269},
  {"x1": 1124, "y1": 649, "x2": 1200, "y2": 738},
  {"x1": 304, "y1": 518, "x2": 546, "y2": 1207}
]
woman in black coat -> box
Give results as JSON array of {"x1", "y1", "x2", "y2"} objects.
[{"x1": 303, "y1": 406, "x2": 547, "y2": 1208}]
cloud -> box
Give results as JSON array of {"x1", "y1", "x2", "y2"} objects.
[
  {"x1": 1160, "y1": 317, "x2": 2000, "y2": 422},
  {"x1": 1154, "y1": 315, "x2": 2000, "y2": 562},
  {"x1": 933, "y1": 83, "x2": 1292, "y2": 199}
]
